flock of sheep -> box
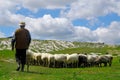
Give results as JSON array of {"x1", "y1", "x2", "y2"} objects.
[{"x1": 26, "y1": 50, "x2": 113, "y2": 71}]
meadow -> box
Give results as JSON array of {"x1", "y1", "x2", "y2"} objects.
[{"x1": 0, "y1": 49, "x2": 120, "y2": 80}]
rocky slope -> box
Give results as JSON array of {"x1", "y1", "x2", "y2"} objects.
[{"x1": 0, "y1": 38, "x2": 105, "y2": 52}]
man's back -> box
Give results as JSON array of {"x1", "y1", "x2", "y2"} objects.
[{"x1": 15, "y1": 28, "x2": 31, "y2": 49}]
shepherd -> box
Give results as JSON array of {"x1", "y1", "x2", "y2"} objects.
[{"x1": 11, "y1": 22, "x2": 31, "y2": 71}]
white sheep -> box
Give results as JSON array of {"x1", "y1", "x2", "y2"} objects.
[
  {"x1": 26, "y1": 50, "x2": 38, "y2": 71},
  {"x1": 26, "y1": 50, "x2": 35, "y2": 65},
  {"x1": 66, "y1": 53, "x2": 79, "y2": 68},
  {"x1": 36, "y1": 53, "x2": 42, "y2": 65},
  {"x1": 41, "y1": 53, "x2": 50, "y2": 66},
  {"x1": 26, "y1": 50, "x2": 114, "y2": 71},
  {"x1": 54, "y1": 54, "x2": 67, "y2": 68},
  {"x1": 87, "y1": 54, "x2": 99, "y2": 67},
  {"x1": 47, "y1": 54, "x2": 55, "y2": 67}
]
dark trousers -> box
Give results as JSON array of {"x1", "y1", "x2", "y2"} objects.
[{"x1": 15, "y1": 49, "x2": 26, "y2": 71}]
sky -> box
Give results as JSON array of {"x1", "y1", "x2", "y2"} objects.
[{"x1": 0, "y1": 0, "x2": 120, "y2": 44}]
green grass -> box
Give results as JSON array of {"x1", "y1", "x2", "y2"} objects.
[
  {"x1": 0, "y1": 50, "x2": 15, "y2": 59},
  {"x1": 0, "y1": 50, "x2": 120, "y2": 80},
  {"x1": 50, "y1": 46, "x2": 120, "y2": 55}
]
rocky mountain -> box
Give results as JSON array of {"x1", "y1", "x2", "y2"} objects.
[{"x1": 0, "y1": 38, "x2": 105, "y2": 52}]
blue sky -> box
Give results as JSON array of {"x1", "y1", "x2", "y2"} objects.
[
  {"x1": 0, "y1": 0, "x2": 120, "y2": 44},
  {"x1": 73, "y1": 13, "x2": 120, "y2": 30}
]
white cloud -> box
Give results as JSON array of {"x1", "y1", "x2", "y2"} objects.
[
  {"x1": 72, "y1": 26, "x2": 97, "y2": 42},
  {"x1": 25, "y1": 15, "x2": 74, "y2": 40},
  {"x1": 22, "y1": 0, "x2": 75, "y2": 12},
  {"x1": 0, "y1": 0, "x2": 23, "y2": 26},
  {"x1": 68, "y1": 21, "x2": 120, "y2": 44},
  {"x1": 0, "y1": 32, "x2": 5, "y2": 38},
  {"x1": 0, "y1": 0, "x2": 19, "y2": 11},
  {"x1": 0, "y1": 11, "x2": 26, "y2": 26},
  {"x1": 0, "y1": 0, "x2": 119, "y2": 26},
  {"x1": 23, "y1": 15, "x2": 120, "y2": 44},
  {"x1": 0, "y1": 0, "x2": 120, "y2": 44},
  {"x1": 95, "y1": 21, "x2": 120, "y2": 44},
  {"x1": 62, "y1": 0, "x2": 120, "y2": 20},
  {"x1": 0, "y1": 0, "x2": 75, "y2": 26}
]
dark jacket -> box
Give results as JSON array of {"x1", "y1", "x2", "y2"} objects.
[{"x1": 12, "y1": 28, "x2": 31, "y2": 49}]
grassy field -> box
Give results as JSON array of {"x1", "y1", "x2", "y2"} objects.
[{"x1": 0, "y1": 49, "x2": 120, "y2": 80}]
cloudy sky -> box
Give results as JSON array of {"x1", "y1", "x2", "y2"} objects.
[{"x1": 0, "y1": 0, "x2": 120, "y2": 44}]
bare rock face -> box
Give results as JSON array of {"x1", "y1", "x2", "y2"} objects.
[{"x1": 0, "y1": 38, "x2": 105, "y2": 52}]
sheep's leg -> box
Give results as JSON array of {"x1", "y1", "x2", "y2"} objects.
[
  {"x1": 48, "y1": 60, "x2": 50, "y2": 68},
  {"x1": 27, "y1": 64, "x2": 29, "y2": 72},
  {"x1": 109, "y1": 61, "x2": 112, "y2": 66},
  {"x1": 104, "y1": 62, "x2": 107, "y2": 67},
  {"x1": 99, "y1": 63, "x2": 102, "y2": 67},
  {"x1": 63, "y1": 62, "x2": 67, "y2": 68},
  {"x1": 53, "y1": 60, "x2": 55, "y2": 68},
  {"x1": 77, "y1": 61, "x2": 78, "y2": 68},
  {"x1": 64, "y1": 61, "x2": 67, "y2": 68}
]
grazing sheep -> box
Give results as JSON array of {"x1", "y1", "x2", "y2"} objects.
[
  {"x1": 86, "y1": 54, "x2": 99, "y2": 67},
  {"x1": 95, "y1": 54, "x2": 113, "y2": 67},
  {"x1": 36, "y1": 53, "x2": 42, "y2": 65},
  {"x1": 66, "y1": 53, "x2": 79, "y2": 68},
  {"x1": 104, "y1": 54, "x2": 113, "y2": 66},
  {"x1": 26, "y1": 50, "x2": 38, "y2": 71},
  {"x1": 26, "y1": 50, "x2": 36, "y2": 65},
  {"x1": 78, "y1": 54, "x2": 87, "y2": 67},
  {"x1": 54, "y1": 54, "x2": 67, "y2": 68},
  {"x1": 26, "y1": 50, "x2": 114, "y2": 71},
  {"x1": 47, "y1": 54, "x2": 55, "y2": 67},
  {"x1": 41, "y1": 53, "x2": 49, "y2": 67}
]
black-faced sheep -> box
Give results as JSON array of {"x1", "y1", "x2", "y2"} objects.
[
  {"x1": 94, "y1": 54, "x2": 113, "y2": 67},
  {"x1": 78, "y1": 54, "x2": 87, "y2": 67}
]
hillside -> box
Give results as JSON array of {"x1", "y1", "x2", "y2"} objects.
[
  {"x1": 0, "y1": 38, "x2": 120, "y2": 80},
  {"x1": 0, "y1": 38, "x2": 106, "y2": 53}
]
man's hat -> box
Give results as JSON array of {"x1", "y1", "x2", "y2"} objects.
[{"x1": 19, "y1": 22, "x2": 26, "y2": 26}]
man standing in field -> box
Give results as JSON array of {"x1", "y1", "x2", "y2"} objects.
[{"x1": 11, "y1": 22, "x2": 31, "y2": 71}]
